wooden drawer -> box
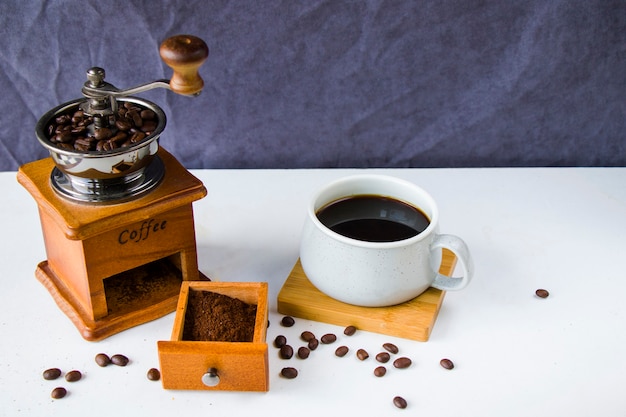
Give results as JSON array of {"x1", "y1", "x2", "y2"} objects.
[{"x1": 158, "y1": 281, "x2": 269, "y2": 391}]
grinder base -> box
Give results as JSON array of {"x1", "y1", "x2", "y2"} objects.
[{"x1": 17, "y1": 147, "x2": 208, "y2": 341}]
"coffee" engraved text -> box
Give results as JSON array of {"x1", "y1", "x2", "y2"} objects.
[{"x1": 118, "y1": 219, "x2": 167, "y2": 244}]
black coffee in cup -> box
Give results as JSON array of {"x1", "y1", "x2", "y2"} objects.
[{"x1": 316, "y1": 195, "x2": 430, "y2": 242}]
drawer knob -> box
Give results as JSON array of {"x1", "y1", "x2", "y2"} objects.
[{"x1": 201, "y1": 367, "x2": 220, "y2": 387}]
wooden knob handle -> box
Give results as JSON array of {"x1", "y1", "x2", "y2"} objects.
[{"x1": 159, "y1": 35, "x2": 209, "y2": 96}]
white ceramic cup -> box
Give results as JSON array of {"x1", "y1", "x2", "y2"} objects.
[{"x1": 299, "y1": 174, "x2": 473, "y2": 307}]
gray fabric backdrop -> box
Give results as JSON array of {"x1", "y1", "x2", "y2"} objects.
[{"x1": 1, "y1": 0, "x2": 624, "y2": 170}]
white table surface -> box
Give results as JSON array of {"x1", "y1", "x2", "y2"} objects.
[{"x1": 1, "y1": 167, "x2": 625, "y2": 416}]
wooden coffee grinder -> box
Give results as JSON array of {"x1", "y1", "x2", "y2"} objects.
[{"x1": 17, "y1": 35, "x2": 210, "y2": 341}]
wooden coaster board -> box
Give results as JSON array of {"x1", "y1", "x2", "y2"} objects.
[{"x1": 277, "y1": 249, "x2": 456, "y2": 342}]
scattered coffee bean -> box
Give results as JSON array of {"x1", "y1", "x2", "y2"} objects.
[
  {"x1": 393, "y1": 357, "x2": 412, "y2": 369},
  {"x1": 308, "y1": 338, "x2": 319, "y2": 351},
  {"x1": 95, "y1": 353, "x2": 111, "y2": 367},
  {"x1": 300, "y1": 331, "x2": 316, "y2": 342},
  {"x1": 343, "y1": 325, "x2": 357, "y2": 336},
  {"x1": 281, "y1": 367, "x2": 298, "y2": 379},
  {"x1": 280, "y1": 345, "x2": 294, "y2": 359},
  {"x1": 383, "y1": 343, "x2": 399, "y2": 354},
  {"x1": 51, "y1": 387, "x2": 67, "y2": 399},
  {"x1": 335, "y1": 346, "x2": 349, "y2": 357},
  {"x1": 281, "y1": 316, "x2": 295, "y2": 327},
  {"x1": 374, "y1": 366, "x2": 387, "y2": 377},
  {"x1": 320, "y1": 333, "x2": 337, "y2": 344},
  {"x1": 393, "y1": 396, "x2": 408, "y2": 409},
  {"x1": 535, "y1": 289, "x2": 550, "y2": 298},
  {"x1": 440, "y1": 358, "x2": 455, "y2": 370},
  {"x1": 147, "y1": 368, "x2": 161, "y2": 381},
  {"x1": 356, "y1": 349, "x2": 370, "y2": 361},
  {"x1": 43, "y1": 368, "x2": 62, "y2": 380},
  {"x1": 111, "y1": 354, "x2": 129, "y2": 367},
  {"x1": 65, "y1": 370, "x2": 82, "y2": 382},
  {"x1": 297, "y1": 346, "x2": 310, "y2": 359},
  {"x1": 376, "y1": 352, "x2": 391, "y2": 363},
  {"x1": 274, "y1": 335, "x2": 287, "y2": 348}
]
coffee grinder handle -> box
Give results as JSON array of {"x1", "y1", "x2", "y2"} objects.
[{"x1": 159, "y1": 35, "x2": 209, "y2": 96}]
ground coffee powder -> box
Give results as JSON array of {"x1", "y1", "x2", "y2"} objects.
[{"x1": 183, "y1": 290, "x2": 257, "y2": 342}]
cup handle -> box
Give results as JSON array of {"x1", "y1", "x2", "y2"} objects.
[{"x1": 430, "y1": 234, "x2": 474, "y2": 291}]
